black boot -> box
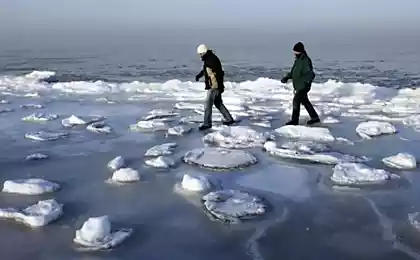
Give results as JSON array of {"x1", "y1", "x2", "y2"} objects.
[
  {"x1": 285, "y1": 120, "x2": 298, "y2": 126},
  {"x1": 222, "y1": 120, "x2": 236, "y2": 126},
  {"x1": 307, "y1": 118, "x2": 320, "y2": 125},
  {"x1": 199, "y1": 124, "x2": 212, "y2": 131}
]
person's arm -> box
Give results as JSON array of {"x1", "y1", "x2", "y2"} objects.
[
  {"x1": 195, "y1": 69, "x2": 204, "y2": 81},
  {"x1": 301, "y1": 57, "x2": 315, "y2": 85},
  {"x1": 281, "y1": 64, "x2": 294, "y2": 83}
]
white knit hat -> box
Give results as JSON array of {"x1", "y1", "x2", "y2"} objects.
[{"x1": 197, "y1": 44, "x2": 208, "y2": 55}]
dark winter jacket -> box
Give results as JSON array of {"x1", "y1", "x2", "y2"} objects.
[
  {"x1": 196, "y1": 50, "x2": 225, "y2": 91},
  {"x1": 282, "y1": 52, "x2": 315, "y2": 91}
]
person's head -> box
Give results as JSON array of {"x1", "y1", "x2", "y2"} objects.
[
  {"x1": 293, "y1": 42, "x2": 305, "y2": 56},
  {"x1": 197, "y1": 44, "x2": 209, "y2": 58}
]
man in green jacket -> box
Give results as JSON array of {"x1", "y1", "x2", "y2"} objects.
[{"x1": 281, "y1": 42, "x2": 320, "y2": 125}]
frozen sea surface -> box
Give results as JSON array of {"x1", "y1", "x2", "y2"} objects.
[{"x1": 1, "y1": 65, "x2": 420, "y2": 259}]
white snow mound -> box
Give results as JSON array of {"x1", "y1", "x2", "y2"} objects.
[
  {"x1": 107, "y1": 156, "x2": 125, "y2": 171},
  {"x1": 111, "y1": 168, "x2": 140, "y2": 183},
  {"x1": 202, "y1": 190, "x2": 267, "y2": 223},
  {"x1": 382, "y1": 153, "x2": 417, "y2": 170},
  {"x1": 356, "y1": 121, "x2": 397, "y2": 139},
  {"x1": 74, "y1": 215, "x2": 132, "y2": 251},
  {"x1": 203, "y1": 126, "x2": 267, "y2": 149},
  {"x1": 331, "y1": 163, "x2": 397, "y2": 185},
  {"x1": 181, "y1": 174, "x2": 212, "y2": 192},
  {"x1": 275, "y1": 125, "x2": 335, "y2": 142},
  {"x1": 183, "y1": 148, "x2": 257, "y2": 170},
  {"x1": 2, "y1": 178, "x2": 59, "y2": 195},
  {"x1": 145, "y1": 143, "x2": 177, "y2": 156},
  {"x1": 0, "y1": 199, "x2": 63, "y2": 227}
]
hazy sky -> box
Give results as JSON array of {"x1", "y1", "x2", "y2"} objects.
[{"x1": 0, "y1": 0, "x2": 418, "y2": 31}]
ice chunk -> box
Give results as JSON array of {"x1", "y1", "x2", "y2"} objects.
[
  {"x1": 145, "y1": 156, "x2": 175, "y2": 168},
  {"x1": 167, "y1": 125, "x2": 193, "y2": 136},
  {"x1": 202, "y1": 190, "x2": 267, "y2": 223},
  {"x1": 22, "y1": 113, "x2": 58, "y2": 122},
  {"x1": 356, "y1": 121, "x2": 397, "y2": 139},
  {"x1": 0, "y1": 108, "x2": 14, "y2": 113},
  {"x1": 203, "y1": 126, "x2": 268, "y2": 149},
  {"x1": 323, "y1": 116, "x2": 340, "y2": 124},
  {"x1": 20, "y1": 104, "x2": 43, "y2": 109},
  {"x1": 142, "y1": 109, "x2": 179, "y2": 121},
  {"x1": 25, "y1": 153, "x2": 49, "y2": 161},
  {"x1": 251, "y1": 121, "x2": 271, "y2": 128},
  {"x1": 331, "y1": 163, "x2": 397, "y2": 185},
  {"x1": 275, "y1": 125, "x2": 335, "y2": 142},
  {"x1": 145, "y1": 143, "x2": 177, "y2": 156},
  {"x1": 181, "y1": 174, "x2": 212, "y2": 192},
  {"x1": 107, "y1": 156, "x2": 125, "y2": 171},
  {"x1": 174, "y1": 102, "x2": 204, "y2": 110},
  {"x1": 25, "y1": 131, "x2": 69, "y2": 141},
  {"x1": 264, "y1": 141, "x2": 367, "y2": 165},
  {"x1": 0, "y1": 99, "x2": 10, "y2": 104},
  {"x1": 129, "y1": 120, "x2": 170, "y2": 131},
  {"x1": 111, "y1": 168, "x2": 140, "y2": 183},
  {"x1": 409, "y1": 212, "x2": 420, "y2": 231},
  {"x1": 183, "y1": 148, "x2": 257, "y2": 170},
  {"x1": 382, "y1": 153, "x2": 417, "y2": 170},
  {"x1": 280, "y1": 141, "x2": 330, "y2": 153},
  {"x1": 403, "y1": 115, "x2": 420, "y2": 127},
  {"x1": 2, "y1": 178, "x2": 59, "y2": 195},
  {"x1": 61, "y1": 115, "x2": 104, "y2": 127},
  {"x1": 86, "y1": 122, "x2": 112, "y2": 134},
  {"x1": 74, "y1": 215, "x2": 132, "y2": 251},
  {"x1": 0, "y1": 199, "x2": 63, "y2": 227}
]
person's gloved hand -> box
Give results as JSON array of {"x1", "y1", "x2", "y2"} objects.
[
  {"x1": 280, "y1": 77, "x2": 288, "y2": 84},
  {"x1": 195, "y1": 75, "x2": 200, "y2": 82},
  {"x1": 219, "y1": 88, "x2": 224, "y2": 94}
]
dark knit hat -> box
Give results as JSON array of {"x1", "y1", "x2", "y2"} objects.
[{"x1": 293, "y1": 42, "x2": 305, "y2": 52}]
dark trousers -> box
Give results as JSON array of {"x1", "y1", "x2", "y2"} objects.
[
  {"x1": 204, "y1": 89, "x2": 234, "y2": 126},
  {"x1": 291, "y1": 88, "x2": 319, "y2": 122}
]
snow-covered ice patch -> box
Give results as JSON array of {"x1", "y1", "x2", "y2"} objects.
[
  {"x1": 145, "y1": 156, "x2": 175, "y2": 168},
  {"x1": 331, "y1": 163, "x2": 398, "y2": 186},
  {"x1": 25, "y1": 131, "x2": 69, "y2": 141},
  {"x1": 356, "y1": 121, "x2": 397, "y2": 139},
  {"x1": 166, "y1": 125, "x2": 193, "y2": 136},
  {"x1": 202, "y1": 190, "x2": 267, "y2": 223},
  {"x1": 109, "y1": 168, "x2": 140, "y2": 183},
  {"x1": 25, "y1": 153, "x2": 49, "y2": 161},
  {"x1": 183, "y1": 148, "x2": 257, "y2": 170},
  {"x1": 87, "y1": 122, "x2": 112, "y2": 134},
  {"x1": 179, "y1": 174, "x2": 212, "y2": 193},
  {"x1": 107, "y1": 156, "x2": 125, "y2": 171},
  {"x1": 145, "y1": 143, "x2": 177, "y2": 156},
  {"x1": 0, "y1": 199, "x2": 63, "y2": 227},
  {"x1": 22, "y1": 113, "x2": 58, "y2": 122},
  {"x1": 129, "y1": 120, "x2": 170, "y2": 132},
  {"x1": 382, "y1": 153, "x2": 417, "y2": 170},
  {"x1": 264, "y1": 141, "x2": 367, "y2": 165},
  {"x1": 275, "y1": 125, "x2": 335, "y2": 142},
  {"x1": 203, "y1": 126, "x2": 268, "y2": 149},
  {"x1": 74, "y1": 215, "x2": 132, "y2": 251},
  {"x1": 2, "y1": 178, "x2": 59, "y2": 195}
]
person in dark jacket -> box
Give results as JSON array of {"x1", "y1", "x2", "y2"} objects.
[
  {"x1": 195, "y1": 44, "x2": 235, "y2": 130},
  {"x1": 281, "y1": 42, "x2": 320, "y2": 125}
]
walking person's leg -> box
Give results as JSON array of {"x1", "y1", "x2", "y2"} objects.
[
  {"x1": 301, "y1": 91, "x2": 320, "y2": 124},
  {"x1": 201, "y1": 90, "x2": 215, "y2": 129},
  {"x1": 213, "y1": 90, "x2": 235, "y2": 125},
  {"x1": 287, "y1": 90, "x2": 304, "y2": 125}
]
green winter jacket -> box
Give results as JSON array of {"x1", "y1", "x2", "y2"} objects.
[{"x1": 282, "y1": 52, "x2": 315, "y2": 91}]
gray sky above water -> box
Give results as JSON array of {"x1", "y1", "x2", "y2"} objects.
[{"x1": 0, "y1": 0, "x2": 417, "y2": 31}]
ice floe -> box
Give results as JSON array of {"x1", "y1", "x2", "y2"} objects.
[
  {"x1": 0, "y1": 108, "x2": 14, "y2": 113},
  {"x1": 183, "y1": 148, "x2": 257, "y2": 170},
  {"x1": 145, "y1": 156, "x2": 175, "y2": 168},
  {"x1": 323, "y1": 116, "x2": 340, "y2": 124},
  {"x1": 110, "y1": 168, "x2": 140, "y2": 183},
  {"x1": 25, "y1": 131, "x2": 69, "y2": 141},
  {"x1": 61, "y1": 115, "x2": 104, "y2": 127},
  {"x1": 141, "y1": 109, "x2": 179, "y2": 121},
  {"x1": 86, "y1": 122, "x2": 112, "y2": 133},
  {"x1": 145, "y1": 143, "x2": 177, "y2": 156},
  {"x1": 356, "y1": 121, "x2": 397, "y2": 139},
  {"x1": 74, "y1": 215, "x2": 132, "y2": 251},
  {"x1": 202, "y1": 190, "x2": 267, "y2": 223},
  {"x1": 382, "y1": 153, "x2": 417, "y2": 170},
  {"x1": 203, "y1": 126, "x2": 268, "y2": 149},
  {"x1": 275, "y1": 125, "x2": 335, "y2": 142},
  {"x1": 0, "y1": 99, "x2": 10, "y2": 104},
  {"x1": 107, "y1": 156, "x2": 125, "y2": 171},
  {"x1": 2, "y1": 178, "x2": 60, "y2": 195},
  {"x1": 166, "y1": 125, "x2": 193, "y2": 136},
  {"x1": 22, "y1": 113, "x2": 58, "y2": 122},
  {"x1": 129, "y1": 120, "x2": 170, "y2": 132},
  {"x1": 20, "y1": 104, "x2": 43, "y2": 109},
  {"x1": 330, "y1": 163, "x2": 398, "y2": 185},
  {"x1": 180, "y1": 174, "x2": 212, "y2": 193},
  {"x1": 0, "y1": 199, "x2": 63, "y2": 227},
  {"x1": 264, "y1": 141, "x2": 368, "y2": 165},
  {"x1": 25, "y1": 153, "x2": 49, "y2": 161},
  {"x1": 174, "y1": 102, "x2": 204, "y2": 110},
  {"x1": 402, "y1": 115, "x2": 420, "y2": 127}
]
